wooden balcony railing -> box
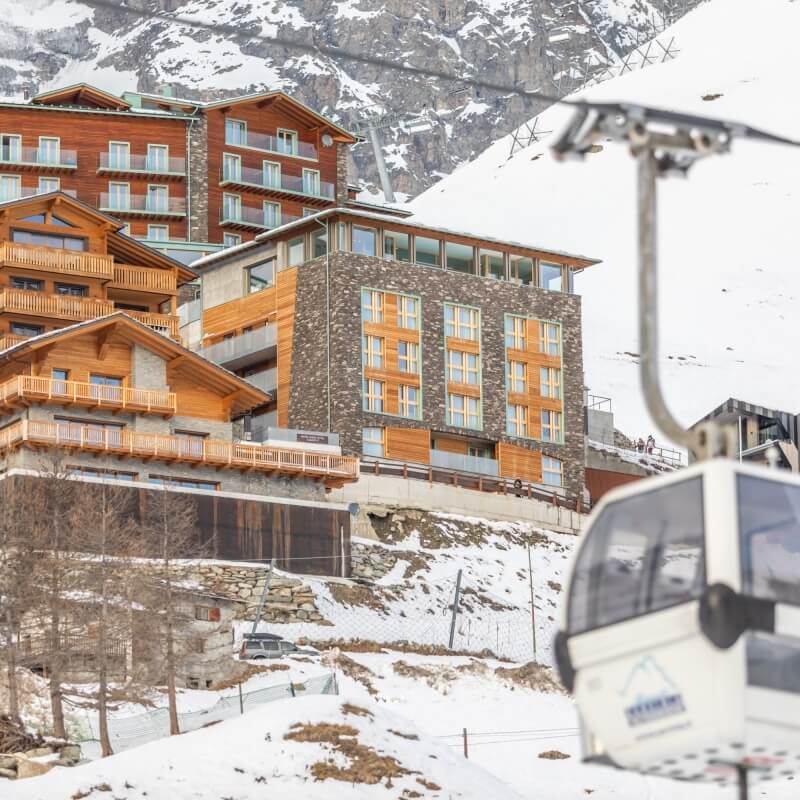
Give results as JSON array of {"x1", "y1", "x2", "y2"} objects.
[
  {"x1": 118, "y1": 309, "x2": 180, "y2": 338},
  {"x1": 0, "y1": 376, "x2": 176, "y2": 417},
  {"x1": 0, "y1": 334, "x2": 29, "y2": 352},
  {"x1": 0, "y1": 242, "x2": 114, "y2": 280},
  {"x1": 0, "y1": 420, "x2": 360, "y2": 485},
  {"x1": 111, "y1": 264, "x2": 177, "y2": 294},
  {"x1": 0, "y1": 289, "x2": 113, "y2": 321}
]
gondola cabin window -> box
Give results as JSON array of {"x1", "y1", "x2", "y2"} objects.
[{"x1": 567, "y1": 477, "x2": 706, "y2": 635}]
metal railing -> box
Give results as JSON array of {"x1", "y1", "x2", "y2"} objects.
[
  {"x1": 430, "y1": 449, "x2": 500, "y2": 476},
  {"x1": 219, "y1": 204, "x2": 302, "y2": 230},
  {"x1": 225, "y1": 130, "x2": 318, "y2": 160},
  {"x1": 0, "y1": 241, "x2": 114, "y2": 279},
  {"x1": 0, "y1": 288, "x2": 114, "y2": 320},
  {"x1": 0, "y1": 187, "x2": 77, "y2": 202},
  {"x1": 111, "y1": 263, "x2": 177, "y2": 294},
  {"x1": 98, "y1": 152, "x2": 186, "y2": 175},
  {"x1": 0, "y1": 420, "x2": 359, "y2": 482},
  {"x1": 197, "y1": 324, "x2": 277, "y2": 366},
  {"x1": 0, "y1": 145, "x2": 77, "y2": 168},
  {"x1": 220, "y1": 165, "x2": 334, "y2": 199},
  {"x1": 588, "y1": 438, "x2": 685, "y2": 469},
  {"x1": 0, "y1": 375, "x2": 177, "y2": 416},
  {"x1": 98, "y1": 193, "x2": 186, "y2": 216}
]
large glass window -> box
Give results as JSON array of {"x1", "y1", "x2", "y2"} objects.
[
  {"x1": 11, "y1": 276, "x2": 43, "y2": 292},
  {"x1": 352, "y1": 226, "x2": 377, "y2": 256},
  {"x1": 567, "y1": 478, "x2": 705, "y2": 635},
  {"x1": 448, "y1": 394, "x2": 480, "y2": 429},
  {"x1": 362, "y1": 378, "x2": 384, "y2": 413},
  {"x1": 0, "y1": 134, "x2": 21, "y2": 163},
  {"x1": 56, "y1": 283, "x2": 88, "y2": 297},
  {"x1": 38, "y1": 137, "x2": 60, "y2": 165},
  {"x1": 222, "y1": 193, "x2": 240, "y2": 221},
  {"x1": 509, "y1": 255, "x2": 534, "y2": 286},
  {"x1": 287, "y1": 236, "x2": 305, "y2": 266},
  {"x1": 263, "y1": 161, "x2": 280, "y2": 189},
  {"x1": 479, "y1": 249, "x2": 504, "y2": 280},
  {"x1": 147, "y1": 144, "x2": 168, "y2": 172},
  {"x1": 384, "y1": 231, "x2": 410, "y2": 262},
  {"x1": 109, "y1": 141, "x2": 130, "y2": 170},
  {"x1": 444, "y1": 304, "x2": 479, "y2": 341},
  {"x1": 447, "y1": 350, "x2": 479, "y2": 384},
  {"x1": 263, "y1": 201, "x2": 280, "y2": 228},
  {"x1": 147, "y1": 185, "x2": 168, "y2": 212},
  {"x1": 222, "y1": 153, "x2": 241, "y2": 181},
  {"x1": 108, "y1": 182, "x2": 130, "y2": 210},
  {"x1": 543, "y1": 456, "x2": 563, "y2": 487},
  {"x1": 225, "y1": 119, "x2": 247, "y2": 146},
  {"x1": 311, "y1": 227, "x2": 328, "y2": 258},
  {"x1": 414, "y1": 236, "x2": 441, "y2": 267},
  {"x1": 277, "y1": 129, "x2": 298, "y2": 155},
  {"x1": 147, "y1": 224, "x2": 169, "y2": 241},
  {"x1": 246, "y1": 259, "x2": 274, "y2": 293},
  {"x1": 0, "y1": 175, "x2": 20, "y2": 202},
  {"x1": 361, "y1": 289, "x2": 384, "y2": 323},
  {"x1": 12, "y1": 229, "x2": 85, "y2": 251},
  {"x1": 540, "y1": 367, "x2": 562, "y2": 399},
  {"x1": 505, "y1": 315, "x2": 526, "y2": 350},
  {"x1": 507, "y1": 361, "x2": 526, "y2": 393},
  {"x1": 541, "y1": 410, "x2": 563, "y2": 443},
  {"x1": 302, "y1": 168, "x2": 320, "y2": 196},
  {"x1": 446, "y1": 241, "x2": 474, "y2": 274},
  {"x1": 398, "y1": 341, "x2": 418, "y2": 374},
  {"x1": 506, "y1": 403, "x2": 528, "y2": 437},
  {"x1": 362, "y1": 334, "x2": 384, "y2": 368},
  {"x1": 11, "y1": 322, "x2": 42, "y2": 337},
  {"x1": 398, "y1": 385, "x2": 420, "y2": 419},
  {"x1": 540, "y1": 322, "x2": 561, "y2": 356},
  {"x1": 362, "y1": 427, "x2": 384, "y2": 457},
  {"x1": 540, "y1": 262, "x2": 563, "y2": 292},
  {"x1": 397, "y1": 295, "x2": 418, "y2": 330}
]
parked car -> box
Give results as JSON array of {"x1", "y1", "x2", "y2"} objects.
[{"x1": 239, "y1": 636, "x2": 318, "y2": 660}]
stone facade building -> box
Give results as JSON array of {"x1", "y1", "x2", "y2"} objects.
[{"x1": 182, "y1": 209, "x2": 600, "y2": 500}]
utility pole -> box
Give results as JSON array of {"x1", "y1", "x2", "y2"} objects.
[
  {"x1": 527, "y1": 543, "x2": 537, "y2": 662},
  {"x1": 448, "y1": 569, "x2": 463, "y2": 650}
]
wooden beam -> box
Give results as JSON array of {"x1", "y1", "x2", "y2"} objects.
[{"x1": 97, "y1": 322, "x2": 119, "y2": 360}]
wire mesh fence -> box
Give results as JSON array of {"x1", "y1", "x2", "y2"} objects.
[{"x1": 72, "y1": 672, "x2": 336, "y2": 759}]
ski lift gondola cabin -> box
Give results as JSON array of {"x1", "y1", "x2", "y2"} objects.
[{"x1": 555, "y1": 458, "x2": 800, "y2": 786}]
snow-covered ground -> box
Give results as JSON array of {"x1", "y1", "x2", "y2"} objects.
[{"x1": 410, "y1": 0, "x2": 800, "y2": 443}]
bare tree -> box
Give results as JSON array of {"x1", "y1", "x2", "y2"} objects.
[{"x1": 136, "y1": 486, "x2": 206, "y2": 736}]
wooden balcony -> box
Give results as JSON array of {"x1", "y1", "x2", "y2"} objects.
[
  {"x1": 0, "y1": 289, "x2": 113, "y2": 321},
  {"x1": 0, "y1": 334, "x2": 29, "y2": 352},
  {"x1": 118, "y1": 309, "x2": 180, "y2": 339},
  {"x1": 0, "y1": 420, "x2": 360, "y2": 486},
  {"x1": 0, "y1": 242, "x2": 114, "y2": 280},
  {"x1": 0, "y1": 376, "x2": 176, "y2": 417},
  {"x1": 111, "y1": 264, "x2": 177, "y2": 295}
]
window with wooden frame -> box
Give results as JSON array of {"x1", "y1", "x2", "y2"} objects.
[
  {"x1": 194, "y1": 605, "x2": 221, "y2": 622},
  {"x1": 448, "y1": 393, "x2": 480, "y2": 429},
  {"x1": 540, "y1": 366, "x2": 562, "y2": 399},
  {"x1": 362, "y1": 334, "x2": 384, "y2": 368},
  {"x1": 506, "y1": 360, "x2": 527, "y2": 394},
  {"x1": 479, "y1": 248, "x2": 505, "y2": 280},
  {"x1": 541, "y1": 410, "x2": 564, "y2": 443},
  {"x1": 362, "y1": 427, "x2": 384, "y2": 457},
  {"x1": 542, "y1": 455, "x2": 563, "y2": 487},
  {"x1": 398, "y1": 385, "x2": 420, "y2": 419},
  {"x1": 505, "y1": 315, "x2": 526, "y2": 350},
  {"x1": 397, "y1": 340, "x2": 418, "y2": 374},
  {"x1": 509, "y1": 255, "x2": 533, "y2": 285},
  {"x1": 397, "y1": 295, "x2": 418, "y2": 329},
  {"x1": 447, "y1": 350, "x2": 479, "y2": 385},
  {"x1": 362, "y1": 378, "x2": 384, "y2": 413},
  {"x1": 506, "y1": 403, "x2": 528, "y2": 437},
  {"x1": 539, "y1": 322, "x2": 562, "y2": 356},
  {"x1": 444, "y1": 303, "x2": 479, "y2": 341},
  {"x1": 361, "y1": 289, "x2": 384, "y2": 323},
  {"x1": 540, "y1": 262, "x2": 564, "y2": 292},
  {"x1": 38, "y1": 176, "x2": 60, "y2": 194}
]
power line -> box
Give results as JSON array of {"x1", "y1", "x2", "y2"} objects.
[{"x1": 81, "y1": 0, "x2": 563, "y2": 106}]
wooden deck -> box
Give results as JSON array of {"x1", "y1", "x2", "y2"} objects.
[
  {"x1": 0, "y1": 420, "x2": 360, "y2": 485},
  {"x1": 0, "y1": 241, "x2": 114, "y2": 279},
  {"x1": 0, "y1": 375, "x2": 177, "y2": 417}
]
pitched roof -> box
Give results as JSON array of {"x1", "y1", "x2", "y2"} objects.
[
  {"x1": 0, "y1": 314, "x2": 270, "y2": 415},
  {"x1": 31, "y1": 83, "x2": 132, "y2": 111}
]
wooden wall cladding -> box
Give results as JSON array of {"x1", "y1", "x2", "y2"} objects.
[
  {"x1": 385, "y1": 426, "x2": 431, "y2": 464},
  {"x1": 170, "y1": 373, "x2": 228, "y2": 421},
  {"x1": 497, "y1": 441, "x2": 543, "y2": 483},
  {"x1": 432, "y1": 437, "x2": 468, "y2": 455},
  {"x1": 205, "y1": 104, "x2": 339, "y2": 244},
  {"x1": 276, "y1": 268, "x2": 297, "y2": 427},
  {"x1": 203, "y1": 284, "x2": 277, "y2": 339},
  {"x1": 0, "y1": 107, "x2": 189, "y2": 239}
]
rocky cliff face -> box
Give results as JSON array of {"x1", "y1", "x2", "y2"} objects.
[{"x1": 0, "y1": 0, "x2": 697, "y2": 198}]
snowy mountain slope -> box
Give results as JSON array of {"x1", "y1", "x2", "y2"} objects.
[
  {"x1": 0, "y1": 0, "x2": 692, "y2": 196},
  {"x1": 410, "y1": 0, "x2": 800, "y2": 442}
]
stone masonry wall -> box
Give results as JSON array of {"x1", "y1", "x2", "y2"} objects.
[
  {"x1": 335, "y1": 142, "x2": 349, "y2": 205},
  {"x1": 187, "y1": 114, "x2": 209, "y2": 242},
  {"x1": 288, "y1": 252, "x2": 586, "y2": 498}
]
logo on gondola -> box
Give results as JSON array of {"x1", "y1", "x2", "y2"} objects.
[{"x1": 620, "y1": 656, "x2": 686, "y2": 727}]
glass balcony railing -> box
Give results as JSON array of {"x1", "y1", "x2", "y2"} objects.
[
  {"x1": 219, "y1": 204, "x2": 301, "y2": 231},
  {"x1": 243, "y1": 367, "x2": 277, "y2": 394},
  {"x1": 196, "y1": 324, "x2": 277, "y2": 370},
  {"x1": 0, "y1": 186, "x2": 77, "y2": 203},
  {"x1": 220, "y1": 165, "x2": 334, "y2": 200},
  {"x1": 98, "y1": 193, "x2": 186, "y2": 216},
  {"x1": 0, "y1": 146, "x2": 77, "y2": 169},
  {"x1": 430, "y1": 449, "x2": 500, "y2": 477},
  {"x1": 98, "y1": 152, "x2": 186, "y2": 175},
  {"x1": 224, "y1": 130, "x2": 318, "y2": 160}
]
